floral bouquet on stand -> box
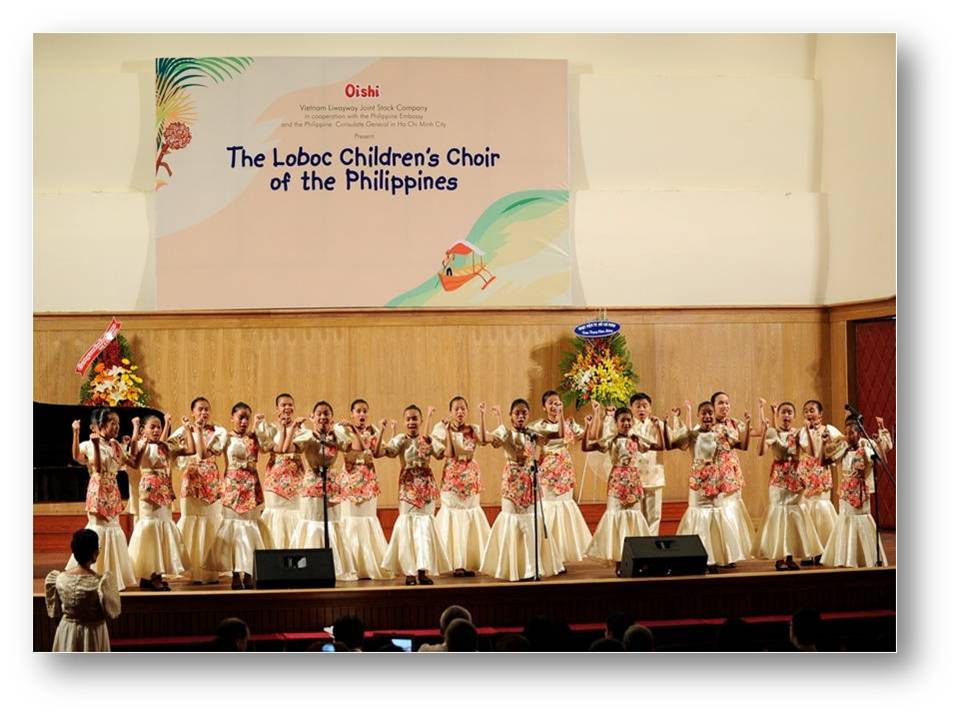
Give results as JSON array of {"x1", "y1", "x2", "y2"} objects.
[
  {"x1": 79, "y1": 334, "x2": 149, "y2": 407},
  {"x1": 559, "y1": 331, "x2": 637, "y2": 410}
]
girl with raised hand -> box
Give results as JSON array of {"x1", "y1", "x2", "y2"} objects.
[
  {"x1": 797, "y1": 399, "x2": 844, "y2": 561},
  {"x1": 291, "y1": 400, "x2": 359, "y2": 580},
  {"x1": 126, "y1": 413, "x2": 193, "y2": 589},
  {"x1": 204, "y1": 402, "x2": 273, "y2": 589},
  {"x1": 584, "y1": 402, "x2": 652, "y2": 564},
  {"x1": 68, "y1": 409, "x2": 136, "y2": 592},
  {"x1": 528, "y1": 390, "x2": 592, "y2": 567},
  {"x1": 708, "y1": 391, "x2": 756, "y2": 563},
  {"x1": 480, "y1": 399, "x2": 564, "y2": 581},
  {"x1": 382, "y1": 405, "x2": 452, "y2": 585},
  {"x1": 170, "y1": 397, "x2": 228, "y2": 584},
  {"x1": 334, "y1": 398, "x2": 392, "y2": 579},
  {"x1": 752, "y1": 399, "x2": 822, "y2": 570},
  {"x1": 819, "y1": 415, "x2": 893, "y2": 567},
  {"x1": 430, "y1": 396, "x2": 491, "y2": 577},
  {"x1": 260, "y1": 393, "x2": 307, "y2": 549}
]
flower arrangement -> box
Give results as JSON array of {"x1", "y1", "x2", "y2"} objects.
[
  {"x1": 79, "y1": 334, "x2": 149, "y2": 407},
  {"x1": 559, "y1": 332, "x2": 637, "y2": 409}
]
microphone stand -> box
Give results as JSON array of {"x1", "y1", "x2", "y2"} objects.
[
  {"x1": 321, "y1": 462, "x2": 331, "y2": 551},
  {"x1": 524, "y1": 428, "x2": 545, "y2": 582},
  {"x1": 849, "y1": 413, "x2": 895, "y2": 568}
]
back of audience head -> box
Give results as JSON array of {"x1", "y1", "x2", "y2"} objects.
[
  {"x1": 523, "y1": 614, "x2": 571, "y2": 652},
  {"x1": 623, "y1": 624, "x2": 655, "y2": 652},
  {"x1": 589, "y1": 637, "x2": 625, "y2": 652},
  {"x1": 332, "y1": 614, "x2": 365, "y2": 651},
  {"x1": 444, "y1": 618, "x2": 478, "y2": 652},
  {"x1": 439, "y1": 604, "x2": 473, "y2": 632},
  {"x1": 790, "y1": 608, "x2": 822, "y2": 651},
  {"x1": 715, "y1": 617, "x2": 752, "y2": 652},
  {"x1": 213, "y1": 617, "x2": 250, "y2": 652}
]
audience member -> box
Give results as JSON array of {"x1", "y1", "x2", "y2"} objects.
[
  {"x1": 332, "y1": 614, "x2": 365, "y2": 652},
  {"x1": 623, "y1": 624, "x2": 655, "y2": 652},
  {"x1": 212, "y1": 617, "x2": 250, "y2": 651},
  {"x1": 715, "y1": 617, "x2": 752, "y2": 651},
  {"x1": 494, "y1": 633, "x2": 532, "y2": 652},
  {"x1": 418, "y1": 604, "x2": 474, "y2": 652},
  {"x1": 605, "y1": 611, "x2": 634, "y2": 642},
  {"x1": 790, "y1": 608, "x2": 822, "y2": 652},
  {"x1": 523, "y1": 614, "x2": 572, "y2": 652},
  {"x1": 444, "y1": 618, "x2": 478, "y2": 652},
  {"x1": 589, "y1": 637, "x2": 625, "y2": 652}
]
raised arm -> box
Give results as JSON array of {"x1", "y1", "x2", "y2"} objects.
[
  {"x1": 739, "y1": 411, "x2": 752, "y2": 452},
  {"x1": 478, "y1": 402, "x2": 488, "y2": 445},
  {"x1": 161, "y1": 414, "x2": 172, "y2": 442},
  {"x1": 758, "y1": 415, "x2": 770, "y2": 457},
  {"x1": 488, "y1": 405, "x2": 504, "y2": 447},
  {"x1": 180, "y1": 417, "x2": 196, "y2": 456},
  {"x1": 71, "y1": 420, "x2": 86, "y2": 465},
  {"x1": 372, "y1": 419, "x2": 388, "y2": 457},
  {"x1": 581, "y1": 414, "x2": 598, "y2": 452}
]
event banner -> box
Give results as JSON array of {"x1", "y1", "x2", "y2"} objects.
[{"x1": 154, "y1": 57, "x2": 570, "y2": 309}]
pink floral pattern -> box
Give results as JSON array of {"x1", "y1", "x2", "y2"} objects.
[
  {"x1": 222, "y1": 467, "x2": 264, "y2": 514},
  {"x1": 339, "y1": 464, "x2": 381, "y2": 504},
  {"x1": 539, "y1": 450, "x2": 576, "y2": 495},
  {"x1": 301, "y1": 442, "x2": 340, "y2": 500},
  {"x1": 264, "y1": 454, "x2": 304, "y2": 500},
  {"x1": 839, "y1": 448, "x2": 868, "y2": 509},
  {"x1": 609, "y1": 465, "x2": 644, "y2": 507},
  {"x1": 799, "y1": 454, "x2": 833, "y2": 498},
  {"x1": 501, "y1": 463, "x2": 534, "y2": 508},
  {"x1": 181, "y1": 458, "x2": 222, "y2": 504},
  {"x1": 399, "y1": 466, "x2": 440, "y2": 508},
  {"x1": 140, "y1": 469, "x2": 175, "y2": 508},
  {"x1": 713, "y1": 422, "x2": 744, "y2": 494},
  {"x1": 769, "y1": 431, "x2": 802, "y2": 492},
  {"x1": 85, "y1": 472, "x2": 123, "y2": 519},
  {"x1": 441, "y1": 458, "x2": 481, "y2": 499},
  {"x1": 689, "y1": 461, "x2": 721, "y2": 497}
]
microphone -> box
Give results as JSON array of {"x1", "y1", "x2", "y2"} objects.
[{"x1": 844, "y1": 403, "x2": 863, "y2": 419}]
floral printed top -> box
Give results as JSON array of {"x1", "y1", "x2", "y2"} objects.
[
  {"x1": 78, "y1": 439, "x2": 126, "y2": 479},
  {"x1": 169, "y1": 424, "x2": 227, "y2": 469},
  {"x1": 490, "y1": 424, "x2": 536, "y2": 467},
  {"x1": 595, "y1": 432, "x2": 646, "y2": 468},
  {"x1": 669, "y1": 421, "x2": 723, "y2": 494},
  {"x1": 334, "y1": 423, "x2": 380, "y2": 468},
  {"x1": 223, "y1": 430, "x2": 270, "y2": 471},
  {"x1": 602, "y1": 415, "x2": 666, "y2": 487},
  {"x1": 430, "y1": 421, "x2": 481, "y2": 461},
  {"x1": 764, "y1": 427, "x2": 803, "y2": 493},
  {"x1": 136, "y1": 439, "x2": 186, "y2": 507},
  {"x1": 292, "y1": 427, "x2": 341, "y2": 473},
  {"x1": 826, "y1": 430, "x2": 892, "y2": 507},
  {"x1": 385, "y1": 432, "x2": 445, "y2": 468},
  {"x1": 528, "y1": 418, "x2": 585, "y2": 453}
]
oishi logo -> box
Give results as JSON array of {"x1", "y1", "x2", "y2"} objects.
[{"x1": 345, "y1": 83, "x2": 381, "y2": 98}]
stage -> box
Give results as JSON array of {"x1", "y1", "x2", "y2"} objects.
[{"x1": 33, "y1": 531, "x2": 896, "y2": 651}]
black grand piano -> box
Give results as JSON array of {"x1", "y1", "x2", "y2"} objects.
[{"x1": 33, "y1": 402, "x2": 165, "y2": 503}]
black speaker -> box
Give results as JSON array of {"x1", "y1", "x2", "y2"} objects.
[
  {"x1": 618, "y1": 535, "x2": 708, "y2": 577},
  {"x1": 253, "y1": 548, "x2": 336, "y2": 589}
]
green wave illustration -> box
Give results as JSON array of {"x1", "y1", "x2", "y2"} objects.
[{"x1": 386, "y1": 189, "x2": 569, "y2": 306}]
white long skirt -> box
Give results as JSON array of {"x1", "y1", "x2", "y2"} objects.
[
  {"x1": 204, "y1": 506, "x2": 269, "y2": 574},
  {"x1": 676, "y1": 490, "x2": 752, "y2": 566},
  {"x1": 586, "y1": 497, "x2": 652, "y2": 563},
  {"x1": 753, "y1": 486, "x2": 822, "y2": 561},
  {"x1": 541, "y1": 489, "x2": 592, "y2": 563},
  {"x1": 340, "y1": 498, "x2": 392, "y2": 579},
  {"x1": 52, "y1": 617, "x2": 111, "y2": 652},
  {"x1": 127, "y1": 501, "x2": 190, "y2": 578},
  {"x1": 260, "y1": 492, "x2": 301, "y2": 549},
  {"x1": 65, "y1": 514, "x2": 136, "y2": 593},
  {"x1": 802, "y1": 491, "x2": 839, "y2": 548},
  {"x1": 382, "y1": 501, "x2": 452, "y2": 576},
  {"x1": 480, "y1": 499, "x2": 564, "y2": 581},
  {"x1": 177, "y1": 497, "x2": 222, "y2": 582},
  {"x1": 292, "y1": 498, "x2": 357, "y2": 581},
  {"x1": 434, "y1": 492, "x2": 491, "y2": 572},
  {"x1": 641, "y1": 484, "x2": 664, "y2": 535},
  {"x1": 821, "y1": 499, "x2": 888, "y2": 568}
]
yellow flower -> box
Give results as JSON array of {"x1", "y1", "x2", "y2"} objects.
[{"x1": 121, "y1": 358, "x2": 130, "y2": 365}]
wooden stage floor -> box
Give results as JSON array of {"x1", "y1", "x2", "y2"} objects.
[{"x1": 34, "y1": 532, "x2": 896, "y2": 650}]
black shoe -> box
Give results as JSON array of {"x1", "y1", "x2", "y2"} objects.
[
  {"x1": 405, "y1": 575, "x2": 417, "y2": 586},
  {"x1": 800, "y1": 558, "x2": 816, "y2": 566},
  {"x1": 707, "y1": 565, "x2": 719, "y2": 574}
]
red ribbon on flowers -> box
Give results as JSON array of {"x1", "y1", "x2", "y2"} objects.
[{"x1": 75, "y1": 318, "x2": 122, "y2": 374}]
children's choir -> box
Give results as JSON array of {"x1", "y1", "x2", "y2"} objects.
[{"x1": 67, "y1": 388, "x2": 893, "y2": 589}]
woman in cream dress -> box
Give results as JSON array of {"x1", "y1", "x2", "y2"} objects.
[
  {"x1": 68, "y1": 410, "x2": 136, "y2": 592},
  {"x1": 707, "y1": 391, "x2": 756, "y2": 564},
  {"x1": 528, "y1": 390, "x2": 593, "y2": 566},
  {"x1": 430, "y1": 396, "x2": 491, "y2": 577},
  {"x1": 584, "y1": 405, "x2": 652, "y2": 563},
  {"x1": 126, "y1": 414, "x2": 192, "y2": 589},
  {"x1": 382, "y1": 405, "x2": 452, "y2": 584},
  {"x1": 819, "y1": 415, "x2": 893, "y2": 568},
  {"x1": 291, "y1": 401, "x2": 358, "y2": 581},
  {"x1": 45, "y1": 529, "x2": 121, "y2": 652},
  {"x1": 259, "y1": 393, "x2": 306, "y2": 549},
  {"x1": 752, "y1": 400, "x2": 822, "y2": 570},
  {"x1": 480, "y1": 400, "x2": 564, "y2": 581},
  {"x1": 797, "y1": 399, "x2": 844, "y2": 556},
  {"x1": 170, "y1": 397, "x2": 227, "y2": 584},
  {"x1": 204, "y1": 402, "x2": 272, "y2": 589},
  {"x1": 334, "y1": 399, "x2": 392, "y2": 579},
  {"x1": 668, "y1": 401, "x2": 751, "y2": 569}
]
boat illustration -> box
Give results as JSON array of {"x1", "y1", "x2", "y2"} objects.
[{"x1": 438, "y1": 240, "x2": 496, "y2": 291}]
